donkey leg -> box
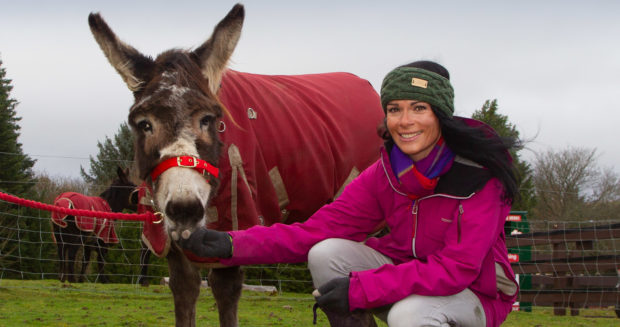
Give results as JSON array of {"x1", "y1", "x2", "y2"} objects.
[
  {"x1": 56, "y1": 226, "x2": 72, "y2": 282},
  {"x1": 58, "y1": 242, "x2": 68, "y2": 282},
  {"x1": 96, "y1": 242, "x2": 110, "y2": 283},
  {"x1": 53, "y1": 226, "x2": 65, "y2": 282},
  {"x1": 66, "y1": 245, "x2": 79, "y2": 283},
  {"x1": 138, "y1": 241, "x2": 152, "y2": 286},
  {"x1": 167, "y1": 245, "x2": 201, "y2": 327},
  {"x1": 209, "y1": 266, "x2": 243, "y2": 327},
  {"x1": 79, "y1": 245, "x2": 93, "y2": 283}
]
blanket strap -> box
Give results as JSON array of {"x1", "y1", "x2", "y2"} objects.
[
  {"x1": 334, "y1": 167, "x2": 360, "y2": 200},
  {"x1": 228, "y1": 144, "x2": 251, "y2": 231},
  {"x1": 269, "y1": 166, "x2": 290, "y2": 223}
]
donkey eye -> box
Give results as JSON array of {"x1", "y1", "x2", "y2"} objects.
[
  {"x1": 200, "y1": 115, "x2": 214, "y2": 127},
  {"x1": 137, "y1": 120, "x2": 152, "y2": 133}
]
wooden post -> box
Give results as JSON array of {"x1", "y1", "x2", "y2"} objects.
[{"x1": 553, "y1": 242, "x2": 568, "y2": 316}]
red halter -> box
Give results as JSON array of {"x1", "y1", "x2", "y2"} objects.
[{"x1": 150, "y1": 156, "x2": 219, "y2": 182}]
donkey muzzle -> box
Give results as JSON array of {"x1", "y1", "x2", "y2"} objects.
[{"x1": 165, "y1": 198, "x2": 205, "y2": 240}]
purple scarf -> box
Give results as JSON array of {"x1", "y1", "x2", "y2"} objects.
[{"x1": 390, "y1": 138, "x2": 455, "y2": 199}]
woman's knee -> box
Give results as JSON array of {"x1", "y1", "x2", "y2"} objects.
[
  {"x1": 308, "y1": 239, "x2": 342, "y2": 272},
  {"x1": 387, "y1": 295, "x2": 431, "y2": 327},
  {"x1": 308, "y1": 238, "x2": 354, "y2": 286},
  {"x1": 387, "y1": 291, "x2": 485, "y2": 327}
]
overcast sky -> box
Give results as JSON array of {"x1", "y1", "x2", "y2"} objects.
[{"x1": 1, "y1": 0, "x2": 619, "y2": 179}]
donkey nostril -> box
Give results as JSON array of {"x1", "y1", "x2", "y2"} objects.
[{"x1": 165, "y1": 199, "x2": 205, "y2": 224}]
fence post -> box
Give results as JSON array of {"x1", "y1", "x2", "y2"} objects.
[{"x1": 505, "y1": 211, "x2": 531, "y2": 312}]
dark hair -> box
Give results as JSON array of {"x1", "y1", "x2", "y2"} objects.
[{"x1": 379, "y1": 60, "x2": 519, "y2": 203}]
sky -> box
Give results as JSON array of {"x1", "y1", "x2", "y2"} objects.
[{"x1": 1, "y1": 0, "x2": 619, "y2": 179}]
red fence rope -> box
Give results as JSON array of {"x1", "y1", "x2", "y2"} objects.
[{"x1": 0, "y1": 191, "x2": 157, "y2": 222}]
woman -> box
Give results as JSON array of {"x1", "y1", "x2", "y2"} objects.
[{"x1": 180, "y1": 60, "x2": 519, "y2": 327}]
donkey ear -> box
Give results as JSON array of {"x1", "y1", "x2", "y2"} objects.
[
  {"x1": 192, "y1": 4, "x2": 244, "y2": 95},
  {"x1": 88, "y1": 13, "x2": 154, "y2": 93},
  {"x1": 117, "y1": 166, "x2": 129, "y2": 182}
]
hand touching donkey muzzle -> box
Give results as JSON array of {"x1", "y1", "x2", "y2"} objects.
[{"x1": 178, "y1": 227, "x2": 233, "y2": 259}]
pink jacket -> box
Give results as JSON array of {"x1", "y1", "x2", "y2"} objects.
[{"x1": 222, "y1": 147, "x2": 517, "y2": 327}]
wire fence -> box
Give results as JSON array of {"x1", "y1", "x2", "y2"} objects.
[
  {"x1": 0, "y1": 200, "x2": 315, "y2": 297},
  {"x1": 1, "y1": 147, "x2": 619, "y2": 316}
]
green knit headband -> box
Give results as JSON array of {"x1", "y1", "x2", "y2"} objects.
[{"x1": 380, "y1": 67, "x2": 454, "y2": 117}]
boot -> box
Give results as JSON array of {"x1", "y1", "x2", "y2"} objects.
[{"x1": 314, "y1": 305, "x2": 378, "y2": 327}]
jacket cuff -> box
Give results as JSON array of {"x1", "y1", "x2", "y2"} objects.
[
  {"x1": 219, "y1": 231, "x2": 240, "y2": 266},
  {"x1": 348, "y1": 271, "x2": 368, "y2": 310}
]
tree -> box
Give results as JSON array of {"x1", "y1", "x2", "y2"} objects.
[
  {"x1": 471, "y1": 99, "x2": 536, "y2": 212},
  {"x1": 0, "y1": 59, "x2": 36, "y2": 195},
  {"x1": 0, "y1": 59, "x2": 37, "y2": 271},
  {"x1": 584, "y1": 167, "x2": 620, "y2": 220},
  {"x1": 531, "y1": 147, "x2": 603, "y2": 221},
  {"x1": 80, "y1": 122, "x2": 134, "y2": 193}
]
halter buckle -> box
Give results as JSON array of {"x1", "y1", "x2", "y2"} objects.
[{"x1": 177, "y1": 156, "x2": 198, "y2": 168}]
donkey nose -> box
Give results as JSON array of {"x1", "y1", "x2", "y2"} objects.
[{"x1": 165, "y1": 199, "x2": 205, "y2": 224}]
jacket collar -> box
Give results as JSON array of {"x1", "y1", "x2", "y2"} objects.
[
  {"x1": 380, "y1": 146, "x2": 492, "y2": 198},
  {"x1": 380, "y1": 146, "x2": 408, "y2": 197}
]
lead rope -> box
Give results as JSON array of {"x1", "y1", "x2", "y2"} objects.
[
  {"x1": 312, "y1": 303, "x2": 320, "y2": 325},
  {"x1": 0, "y1": 191, "x2": 158, "y2": 222}
]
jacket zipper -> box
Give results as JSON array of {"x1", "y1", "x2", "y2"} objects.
[{"x1": 411, "y1": 200, "x2": 418, "y2": 258}]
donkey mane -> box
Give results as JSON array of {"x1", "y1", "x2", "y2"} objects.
[
  {"x1": 153, "y1": 51, "x2": 235, "y2": 123},
  {"x1": 154, "y1": 52, "x2": 213, "y2": 97}
]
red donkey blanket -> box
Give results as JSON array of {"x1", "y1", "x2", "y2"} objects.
[
  {"x1": 142, "y1": 70, "x2": 384, "y2": 259},
  {"x1": 51, "y1": 192, "x2": 119, "y2": 244}
]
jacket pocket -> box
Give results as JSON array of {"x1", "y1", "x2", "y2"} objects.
[
  {"x1": 416, "y1": 200, "x2": 459, "y2": 255},
  {"x1": 423, "y1": 212, "x2": 454, "y2": 243}
]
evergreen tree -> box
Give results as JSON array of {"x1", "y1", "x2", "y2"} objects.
[
  {"x1": 472, "y1": 99, "x2": 536, "y2": 212},
  {"x1": 80, "y1": 122, "x2": 134, "y2": 193},
  {"x1": 0, "y1": 59, "x2": 39, "y2": 273},
  {"x1": 0, "y1": 59, "x2": 36, "y2": 195}
]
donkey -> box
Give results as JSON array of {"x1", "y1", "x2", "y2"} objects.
[
  {"x1": 88, "y1": 4, "x2": 384, "y2": 326},
  {"x1": 51, "y1": 167, "x2": 137, "y2": 283}
]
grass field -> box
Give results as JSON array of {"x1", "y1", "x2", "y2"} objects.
[{"x1": 0, "y1": 279, "x2": 618, "y2": 326}]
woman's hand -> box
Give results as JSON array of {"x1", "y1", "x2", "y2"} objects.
[
  {"x1": 178, "y1": 227, "x2": 233, "y2": 258},
  {"x1": 313, "y1": 277, "x2": 350, "y2": 313}
]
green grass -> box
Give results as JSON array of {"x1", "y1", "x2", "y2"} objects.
[{"x1": 0, "y1": 279, "x2": 617, "y2": 326}]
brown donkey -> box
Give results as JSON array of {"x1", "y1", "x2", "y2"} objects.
[
  {"x1": 89, "y1": 4, "x2": 384, "y2": 326},
  {"x1": 52, "y1": 167, "x2": 137, "y2": 283}
]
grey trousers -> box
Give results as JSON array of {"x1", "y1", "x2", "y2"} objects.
[{"x1": 308, "y1": 238, "x2": 486, "y2": 327}]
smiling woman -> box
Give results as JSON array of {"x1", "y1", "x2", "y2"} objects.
[
  {"x1": 379, "y1": 61, "x2": 520, "y2": 202},
  {"x1": 182, "y1": 59, "x2": 523, "y2": 327},
  {"x1": 385, "y1": 100, "x2": 441, "y2": 161}
]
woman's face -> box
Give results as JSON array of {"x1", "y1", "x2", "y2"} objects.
[{"x1": 386, "y1": 100, "x2": 441, "y2": 161}]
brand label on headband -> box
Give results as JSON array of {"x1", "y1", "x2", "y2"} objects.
[{"x1": 411, "y1": 78, "x2": 428, "y2": 88}]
